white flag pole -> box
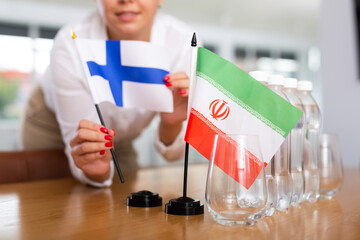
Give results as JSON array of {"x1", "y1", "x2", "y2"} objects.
[
  {"x1": 71, "y1": 29, "x2": 124, "y2": 183},
  {"x1": 183, "y1": 33, "x2": 198, "y2": 198},
  {"x1": 187, "y1": 33, "x2": 198, "y2": 118},
  {"x1": 165, "y1": 32, "x2": 203, "y2": 215}
]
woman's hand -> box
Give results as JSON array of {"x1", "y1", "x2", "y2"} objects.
[
  {"x1": 160, "y1": 72, "x2": 189, "y2": 146},
  {"x1": 70, "y1": 119, "x2": 115, "y2": 183}
]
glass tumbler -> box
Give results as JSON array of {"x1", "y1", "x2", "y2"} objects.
[
  {"x1": 205, "y1": 134, "x2": 267, "y2": 225},
  {"x1": 319, "y1": 133, "x2": 344, "y2": 199}
]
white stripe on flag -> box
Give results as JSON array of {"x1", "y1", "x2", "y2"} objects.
[
  {"x1": 90, "y1": 75, "x2": 115, "y2": 105},
  {"x1": 123, "y1": 81, "x2": 173, "y2": 112},
  {"x1": 120, "y1": 41, "x2": 170, "y2": 71},
  {"x1": 192, "y1": 76, "x2": 284, "y2": 163},
  {"x1": 75, "y1": 39, "x2": 107, "y2": 104},
  {"x1": 75, "y1": 39, "x2": 106, "y2": 65}
]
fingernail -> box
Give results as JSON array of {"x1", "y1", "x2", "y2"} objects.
[
  {"x1": 104, "y1": 135, "x2": 113, "y2": 140},
  {"x1": 179, "y1": 89, "x2": 186, "y2": 95},
  {"x1": 100, "y1": 127, "x2": 108, "y2": 133},
  {"x1": 100, "y1": 150, "x2": 106, "y2": 155},
  {"x1": 163, "y1": 75, "x2": 170, "y2": 81},
  {"x1": 165, "y1": 82, "x2": 172, "y2": 87},
  {"x1": 105, "y1": 142, "x2": 113, "y2": 147}
]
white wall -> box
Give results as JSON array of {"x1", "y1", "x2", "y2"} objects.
[
  {"x1": 0, "y1": 0, "x2": 93, "y2": 27},
  {"x1": 320, "y1": 0, "x2": 360, "y2": 167}
]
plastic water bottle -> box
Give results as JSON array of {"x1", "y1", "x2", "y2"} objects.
[
  {"x1": 297, "y1": 80, "x2": 321, "y2": 202},
  {"x1": 283, "y1": 78, "x2": 306, "y2": 206},
  {"x1": 268, "y1": 75, "x2": 292, "y2": 212},
  {"x1": 250, "y1": 71, "x2": 276, "y2": 215},
  {"x1": 249, "y1": 71, "x2": 268, "y2": 86}
]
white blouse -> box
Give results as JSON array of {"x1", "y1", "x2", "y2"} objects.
[{"x1": 40, "y1": 11, "x2": 195, "y2": 187}]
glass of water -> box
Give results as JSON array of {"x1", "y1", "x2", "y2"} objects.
[
  {"x1": 205, "y1": 134, "x2": 267, "y2": 225},
  {"x1": 319, "y1": 133, "x2": 344, "y2": 199}
]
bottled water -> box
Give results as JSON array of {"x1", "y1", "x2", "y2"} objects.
[
  {"x1": 249, "y1": 70, "x2": 268, "y2": 86},
  {"x1": 297, "y1": 81, "x2": 321, "y2": 202},
  {"x1": 264, "y1": 160, "x2": 277, "y2": 216},
  {"x1": 268, "y1": 75, "x2": 292, "y2": 212},
  {"x1": 282, "y1": 78, "x2": 306, "y2": 206},
  {"x1": 250, "y1": 70, "x2": 275, "y2": 215}
]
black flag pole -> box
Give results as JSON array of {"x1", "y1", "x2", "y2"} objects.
[
  {"x1": 165, "y1": 33, "x2": 204, "y2": 215},
  {"x1": 95, "y1": 104, "x2": 124, "y2": 183},
  {"x1": 183, "y1": 142, "x2": 189, "y2": 198}
]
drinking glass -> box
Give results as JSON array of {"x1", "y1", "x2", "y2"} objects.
[
  {"x1": 205, "y1": 134, "x2": 267, "y2": 225},
  {"x1": 264, "y1": 164, "x2": 277, "y2": 216},
  {"x1": 319, "y1": 133, "x2": 344, "y2": 199}
]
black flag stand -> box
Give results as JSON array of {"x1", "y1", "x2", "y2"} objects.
[{"x1": 165, "y1": 33, "x2": 204, "y2": 215}]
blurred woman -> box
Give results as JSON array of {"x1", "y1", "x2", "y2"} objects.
[{"x1": 21, "y1": 0, "x2": 195, "y2": 187}]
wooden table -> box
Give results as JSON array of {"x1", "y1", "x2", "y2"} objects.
[{"x1": 0, "y1": 164, "x2": 359, "y2": 240}]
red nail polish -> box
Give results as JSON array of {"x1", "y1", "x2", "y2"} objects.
[
  {"x1": 100, "y1": 127, "x2": 108, "y2": 133},
  {"x1": 100, "y1": 150, "x2": 106, "y2": 155},
  {"x1": 105, "y1": 142, "x2": 113, "y2": 147},
  {"x1": 179, "y1": 89, "x2": 186, "y2": 95},
  {"x1": 104, "y1": 135, "x2": 113, "y2": 140},
  {"x1": 163, "y1": 75, "x2": 170, "y2": 81},
  {"x1": 165, "y1": 82, "x2": 172, "y2": 87}
]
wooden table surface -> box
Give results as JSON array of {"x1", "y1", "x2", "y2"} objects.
[{"x1": 0, "y1": 163, "x2": 359, "y2": 240}]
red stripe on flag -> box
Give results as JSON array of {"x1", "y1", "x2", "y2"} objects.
[{"x1": 185, "y1": 108, "x2": 264, "y2": 189}]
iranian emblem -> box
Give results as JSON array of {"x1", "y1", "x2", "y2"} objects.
[{"x1": 209, "y1": 99, "x2": 230, "y2": 120}]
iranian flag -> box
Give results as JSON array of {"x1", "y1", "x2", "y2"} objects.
[{"x1": 185, "y1": 47, "x2": 302, "y2": 189}]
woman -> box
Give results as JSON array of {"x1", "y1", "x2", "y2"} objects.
[{"x1": 21, "y1": 0, "x2": 195, "y2": 187}]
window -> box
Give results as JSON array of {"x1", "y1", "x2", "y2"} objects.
[
  {"x1": 0, "y1": 23, "x2": 58, "y2": 150},
  {"x1": 0, "y1": 35, "x2": 33, "y2": 119},
  {"x1": 232, "y1": 47, "x2": 300, "y2": 78},
  {"x1": 203, "y1": 43, "x2": 218, "y2": 54},
  {"x1": 234, "y1": 47, "x2": 247, "y2": 71},
  {"x1": 0, "y1": 24, "x2": 57, "y2": 120}
]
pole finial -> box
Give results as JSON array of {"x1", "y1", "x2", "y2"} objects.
[
  {"x1": 191, "y1": 32, "x2": 197, "y2": 47},
  {"x1": 71, "y1": 28, "x2": 77, "y2": 39}
]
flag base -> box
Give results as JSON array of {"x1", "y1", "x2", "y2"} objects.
[
  {"x1": 126, "y1": 190, "x2": 162, "y2": 207},
  {"x1": 165, "y1": 197, "x2": 204, "y2": 215}
]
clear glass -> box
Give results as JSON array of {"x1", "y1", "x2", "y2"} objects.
[
  {"x1": 271, "y1": 139, "x2": 291, "y2": 212},
  {"x1": 319, "y1": 133, "x2": 344, "y2": 198},
  {"x1": 264, "y1": 159, "x2": 277, "y2": 216},
  {"x1": 205, "y1": 134, "x2": 267, "y2": 225},
  {"x1": 297, "y1": 89, "x2": 321, "y2": 202},
  {"x1": 283, "y1": 87, "x2": 305, "y2": 206},
  {"x1": 268, "y1": 83, "x2": 292, "y2": 212}
]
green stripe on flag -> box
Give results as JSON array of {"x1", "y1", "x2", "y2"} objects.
[{"x1": 196, "y1": 47, "x2": 302, "y2": 138}]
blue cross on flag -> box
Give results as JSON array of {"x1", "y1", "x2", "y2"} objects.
[{"x1": 74, "y1": 38, "x2": 173, "y2": 112}]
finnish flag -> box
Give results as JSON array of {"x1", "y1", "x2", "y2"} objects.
[{"x1": 74, "y1": 38, "x2": 173, "y2": 112}]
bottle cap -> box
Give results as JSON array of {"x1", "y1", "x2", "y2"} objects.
[
  {"x1": 268, "y1": 75, "x2": 284, "y2": 86},
  {"x1": 284, "y1": 78, "x2": 298, "y2": 88},
  {"x1": 249, "y1": 71, "x2": 268, "y2": 83},
  {"x1": 297, "y1": 80, "x2": 312, "y2": 91}
]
